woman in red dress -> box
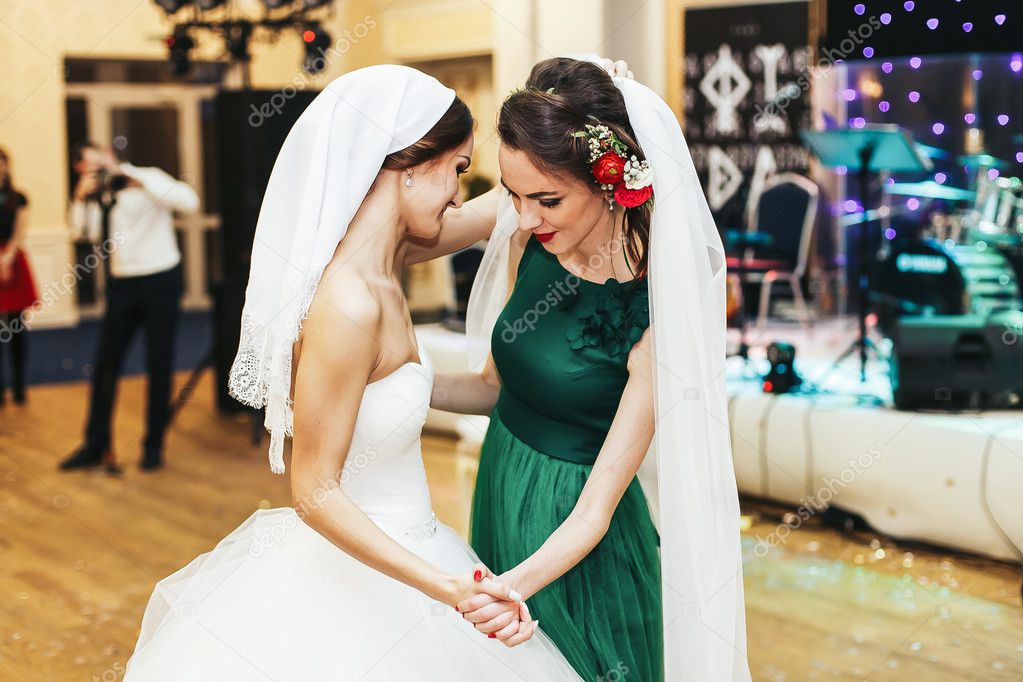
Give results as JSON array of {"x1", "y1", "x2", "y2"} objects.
[{"x1": 0, "y1": 147, "x2": 40, "y2": 404}]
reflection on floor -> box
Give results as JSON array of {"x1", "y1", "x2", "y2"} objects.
[{"x1": 0, "y1": 372, "x2": 1019, "y2": 680}]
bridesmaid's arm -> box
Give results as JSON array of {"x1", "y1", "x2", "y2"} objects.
[
  {"x1": 458, "y1": 329, "x2": 656, "y2": 606},
  {"x1": 431, "y1": 355, "x2": 501, "y2": 415},
  {"x1": 402, "y1": 185, "x2": 501, "y2": 267},
  {"x1": 402, "y1": 56, "x2": 633, "y2": 270},
  {"x1": 430, "y1": 226, "x2": 530, "y2": 416}
]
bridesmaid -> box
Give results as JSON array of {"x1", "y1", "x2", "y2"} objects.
[
  {"x1": 430, "y1": 58, "x2": 662, "y2": 681},
  {"x1": 0, "y1": 147, "x2": 39, "y2": 405}
]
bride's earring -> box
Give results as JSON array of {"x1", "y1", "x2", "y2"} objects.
[{"x1": 405, "y1": 169, "x2": 414, "y2": 188}]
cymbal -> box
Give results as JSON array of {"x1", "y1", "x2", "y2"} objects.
[
  {"x1": 884, "y1": 181, "x2": 976, "y2": 202},
  {"x1": 915, "y1": 142, "x2": 950, "y2": 159},
  {"x1": 957, "y1": 153, "x2": 1008, "y2": 169}
]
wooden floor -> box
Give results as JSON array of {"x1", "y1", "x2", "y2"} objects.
[{"x1": 1, "y1": 373, "x2": 1021, "y2": 681}]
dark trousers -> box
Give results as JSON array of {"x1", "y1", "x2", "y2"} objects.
[
  {"x1": 0, "y1": 311, "x2": 27, "y2": 396},
  {"x1": 84, "y1": 264, "x2": 183, "y2": 455}
]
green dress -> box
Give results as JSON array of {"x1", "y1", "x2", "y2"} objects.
[{"x1": 470, "y1": 235, "x2": 663, "y2": 682}]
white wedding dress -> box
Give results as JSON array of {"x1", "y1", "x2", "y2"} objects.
[{"x1": 124, "y1": 349, "x2": 581, "y2": 681}]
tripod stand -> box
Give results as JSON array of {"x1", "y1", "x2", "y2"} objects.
[{"x1": 802, "y1": 125, "x2": 932, "y2": 383}]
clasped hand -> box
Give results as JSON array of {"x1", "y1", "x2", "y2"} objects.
[{"x1": 451, "y1": 564, "x2": 537, "y2": 647}]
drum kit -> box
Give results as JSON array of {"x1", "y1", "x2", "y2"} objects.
[
  {"x1": 883, "y1": 146, "x2": 1020, "y2": 249},
  {"x1": 873, "y1": 147, "x2": 1023, "y2": 328}
]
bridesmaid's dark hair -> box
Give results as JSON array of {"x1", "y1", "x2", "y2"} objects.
[
  {"x1": 498, "y1": 58, "x2": 650, "y2": 275},
  {"x1": 0, "y1": 146, "x2": 18, "y2": 212},
  {"x1": 383, "y1": 96, "x2": 474, "y2": 170}
]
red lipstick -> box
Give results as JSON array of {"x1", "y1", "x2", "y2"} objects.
[{"x1": 534, "y1": 231, "x2": 556, "y2": 244}]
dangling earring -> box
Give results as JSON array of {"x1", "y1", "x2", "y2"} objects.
[
  {"x1": 607, "y1": 193, "x2": 615, "y2": 212},
  {"x1": 405, "y1": 169, "x2": 414, "y2": 188}
]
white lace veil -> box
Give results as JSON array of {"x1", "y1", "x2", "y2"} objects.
[
  {"x1": 466, "y1": 56, "x2": 752, "y2": 681},
  {"x1": 228, "y1": 65, "x2": 456, "y2": 474}
]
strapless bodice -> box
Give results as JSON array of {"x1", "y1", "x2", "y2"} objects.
[{"x1": 338, "y1": 349, "x2": 436, "y2": 535}]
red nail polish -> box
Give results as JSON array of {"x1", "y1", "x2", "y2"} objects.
[
  {"x1": 473, "y1": 569, "x2": 483, "y2": 581},
  {"x1": 488, "y1": 632, "x2": 496, "y2": 639}
]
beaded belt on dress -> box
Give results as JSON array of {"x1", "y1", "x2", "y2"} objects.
[{"x1": 381, "y1": 512, "x2": 438, "y2": 540}]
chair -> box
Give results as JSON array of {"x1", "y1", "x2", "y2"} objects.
[{"x1": 727, "y1": 173, "x2": 819, "y2": 330}]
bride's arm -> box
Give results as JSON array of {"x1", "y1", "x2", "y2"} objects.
[
  {"x1": 458, "y1": 330, "x2": 655, "y2": 606},
  {"x1": 290, "y1": 286, "x2": 518, "y2": 608},
  {"x1": 402, "y1": 184, "x2": 502, "y2": 267}
]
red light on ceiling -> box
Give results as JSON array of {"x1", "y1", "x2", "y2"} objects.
[
  {"x1": 763, "y1": 380, "x2": 773, "y2": 392},
  {"x1": 302, "y1": 30, "x2": 315, "y2": 43}
]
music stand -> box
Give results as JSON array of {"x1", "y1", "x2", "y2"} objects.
[{"x1": 801, "y1": 125, "x2": 932, "y2": 382}]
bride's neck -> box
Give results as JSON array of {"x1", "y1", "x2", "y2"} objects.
[{"x1": 332, "y1": 176, "x2": 405, "y2": 279}]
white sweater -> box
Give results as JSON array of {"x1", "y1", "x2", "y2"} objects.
[{"x1": 69, "y1": 163, "x2": 200, "y2": 278}]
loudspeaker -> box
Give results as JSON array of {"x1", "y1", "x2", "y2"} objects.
[
  {"x1": 890, "y1": 311, "x2": 1023, "y2": 410},
  {"x1": 212, "y1": 89, "x2": 319, "y2": 412}
]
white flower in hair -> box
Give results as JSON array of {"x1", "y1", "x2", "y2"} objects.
[{"x1": 624, "y1": 161, "x2": 653, "y2": 190}]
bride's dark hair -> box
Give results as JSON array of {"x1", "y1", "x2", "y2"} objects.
[
  {"x1": 498, "y1": 58, "x2": 650, "y2": 275},
  {"x1": 383, "y1": 96, "x2": 474, "y2": 170}
]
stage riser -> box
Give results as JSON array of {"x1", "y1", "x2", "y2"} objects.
[{"x1": 729, "y1": 393, "x2": 1023, "y2": 562}]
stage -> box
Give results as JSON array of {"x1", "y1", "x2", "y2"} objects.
[{"x1": 724, "y1": 317, "x2": 1023, "y2": 565}]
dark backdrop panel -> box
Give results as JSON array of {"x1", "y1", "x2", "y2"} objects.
[
  {"x1": 684, "y1": 1, "x2": 812, "y2": 231},
  {"x1": 213, "y1": 89, "x2": 318, "y2": 412}
]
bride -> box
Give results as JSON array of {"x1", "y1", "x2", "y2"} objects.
[{"x1": 122, "y1": 64, "x2": 581, "y2": 681}]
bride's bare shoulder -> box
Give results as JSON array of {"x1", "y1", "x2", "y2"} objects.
[{"x1": 303, "y1": 271, "x2": 382, "y2": 342}]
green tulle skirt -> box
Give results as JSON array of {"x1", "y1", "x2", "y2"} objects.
[{"x1": 470, "y1": 411, "x2": 663, "y2": 682}]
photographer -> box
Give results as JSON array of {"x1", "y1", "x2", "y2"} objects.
[{"x1": 60, "y1": 143, "x2": 199, "y2": 472}]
